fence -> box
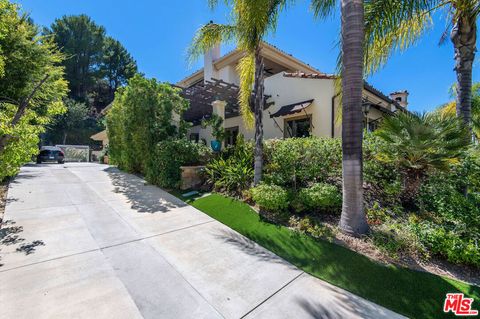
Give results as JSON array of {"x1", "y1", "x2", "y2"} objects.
[{"x1": 55, "y1": 145, "x2": 90, "y2": 162}]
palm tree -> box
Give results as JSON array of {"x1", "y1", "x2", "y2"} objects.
[
  {"x1": 312, "y1": 0, "x2": 370, "y2": 236},
  {"x1": 363, "y1": 0, "x2": 480, "y2": 132},
  {"x1": 376, "y1": 111, "x2": 469, "y2": 206},
  {"x1": 188, "y1": 0, "x2": 287, "y2": 185}
]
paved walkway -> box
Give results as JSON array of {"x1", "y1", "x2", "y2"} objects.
[{"x1": 0, "y1": 163, "x2": 404, "y2": 319}]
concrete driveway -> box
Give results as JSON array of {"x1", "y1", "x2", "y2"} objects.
[{"x1": 0, "y1": 163, "x2": 404, "y2": 319}]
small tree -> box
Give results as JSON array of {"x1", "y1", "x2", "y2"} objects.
[
  {"x1": 375, "y1": 112, "x2": 469, "y2": 207},
  {"x1": 106, "y1": 74, "x2": 189, "y2": 173},
  {"x1": 0, "y1": 0, "x2": 68, "y2": 180},
  {"x1": 48, "y1": 99, "x2": 89, "y2": 144},
  {"x1": 201, "y1": 114, "x2": 226, "y2": 141}
]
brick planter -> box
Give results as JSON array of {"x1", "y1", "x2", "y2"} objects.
[{"x1": 180, "y1": 165, "x2": 205, "y2": 190}]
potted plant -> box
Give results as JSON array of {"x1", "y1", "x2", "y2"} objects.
[{"x1": 201, "y1": 114, "x2": 225, "y2": 152}]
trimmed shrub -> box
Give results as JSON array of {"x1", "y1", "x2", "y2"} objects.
[
  {"x1": 251, "y1": 184, "x2": 289, "y2": 212},
  {"x1": 296, "y1": 183, "x2": 342, "y2": 213},
  {"x1": 145, "y1": 139, "x2": 211, "y2": 189},
  {"x1": 263, "y1": 137, "x2": 342, "y2": 189},
  {"x1": 106, "y1": 75, "x2": 190, "y2": 173}
]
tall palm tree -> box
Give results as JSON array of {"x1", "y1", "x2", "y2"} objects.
[
  {"x1": 188, "y1": 0, "x2": 287, "y2": 185},
  {"x1": 312, "y1": 0, "x2": 370, "y2": 236},
  {"x1": 363, "y1": 0, "x2": 480, "y2": 132}
]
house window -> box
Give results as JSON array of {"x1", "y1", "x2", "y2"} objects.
[
  {"x1": 189, "y1": 133, "x2": 199, "y2": 143},
  {"x1": 284, "y1": 116, "x2": 311, "y2": 138},
  {"x1": 225, "y1": 126, "x2": 239, "y2": 146}
]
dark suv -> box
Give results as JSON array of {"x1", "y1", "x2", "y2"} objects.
[{"x1": 36, "y1": 146, "x2": 65, "y2": 164}]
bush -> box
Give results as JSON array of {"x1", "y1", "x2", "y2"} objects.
[
  {"x1": 263, "y1": 137, "x2": 342, "y2": 189},
  {"x1": 205, "y1": 135, "x2": 254, "y2": 194},
  {"x1": 409, "y1": 219, "x2": 480, "y2": 267},
  {"x1": 106, "y1": 75, "x2": 190, "y2": 173},
  {"x1": 363, "y1": 134, "x2": 402, "y2": 207},
  {"x1": 251, "y1": 184, "x2": 289, "y2": 212},
  {"x1": 145, "y1": 139, "x2": 210, "y2": 189},
  {"x1": 296, "y1": 183, "x2": 341, "y2": 213}
]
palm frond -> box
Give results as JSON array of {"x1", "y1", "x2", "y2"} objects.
[
  {"x1": 375, "y1": 111, "x2": 469, "y2": 173},
  {"x1": 311, "y1": 0, "x2": 337, "y2": 19},
  {"x1": 237, "y1": 52, "x2": 255, "y2": 127},
  {"x1": 364, "y1": 0, "x2": 442, "y2": 75},
  {"x1": 187, "y1": 23, "x2": 237, "y2": 65}
]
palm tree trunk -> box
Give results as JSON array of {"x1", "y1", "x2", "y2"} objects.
[
  {"x1": 451, "y1": 16, "x2": 477, "y2": 131},
  {"x1": 339, "y1": 0, "x2": 369, "y2": 236},
  {"x1": 253, "y1": 47, "x2": 265, "y2": 186}
]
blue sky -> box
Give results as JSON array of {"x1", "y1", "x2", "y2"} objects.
[{"x1": 16, "y1": 0, "x2": 479, "y2": 112}]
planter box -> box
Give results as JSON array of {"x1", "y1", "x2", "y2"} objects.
[{"x1": 180, "y1": 165, "x2": 205, "y2": 190}]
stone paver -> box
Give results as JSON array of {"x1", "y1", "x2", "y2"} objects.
[{"x1": 0, "y1": 163, "x2": 405, "y2": 319}]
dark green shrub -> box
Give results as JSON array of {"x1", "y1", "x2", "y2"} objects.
[
  {"x1": 205, "y1": 135, "x2": 254, "y2": 194},
  {"x1": 296, "y1": 183, "x2": 341, "y2": 213},
  {"x1": 375, "y1": 112, "x2": 469, "y2": 206},
  {"x1": 251, "y1": 184, "x2": 289, "y2": 212},
  {"x1": 106, "y1": 75, "x2": 190, "y2": 173},
  {"x1": 363, "y1": 134, "x2": 402, "y2": 207},
  {"x1": 263, "y1": 137, "x2": 342, "y2": 189},
  {"x1": 409, "y1": 218, "x2": 480, "y2": 267},
  {"x1": 145, "y1": 139, "x2": 211, "y2": 189}
]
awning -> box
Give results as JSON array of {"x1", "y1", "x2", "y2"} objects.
[{"x1": 270, "y1": 99, "x2": 314, "y2": 118}]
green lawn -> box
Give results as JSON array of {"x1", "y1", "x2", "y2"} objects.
[{"x1": 188, "y1": 193, "x2": 479, "y2": 319}]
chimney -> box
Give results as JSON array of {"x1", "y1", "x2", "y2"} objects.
[
  {"x1": 204, "y1": 21, "x2": 221, "y2": 83},
  {"x1": 389, "y1": 90, "x2": 409, "y2": 108}
]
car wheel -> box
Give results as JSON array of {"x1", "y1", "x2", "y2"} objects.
[
  {"x1": 36, "y1": 159, "x2": 41, "y2": 164},
  {"x1": 58, "y1": 160, "x2": 64, "y2": 164}
]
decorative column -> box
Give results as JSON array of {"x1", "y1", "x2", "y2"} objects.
[{"x1": 212, "y1": 100, "x2": 226, "y2": 120}]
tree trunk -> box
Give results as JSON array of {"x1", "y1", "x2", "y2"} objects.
[
  {"x1": 253, "y1": 47, "x2": 265, "y2": 186},
  {"x1": 451, "y1": 16, "x2": 477, "y2": 131},
  {"x1": 338, "y1": 0, "x2": 369, "y2": 236},
  {"x1": 63, "y1": 131, "x2": 68, "y2": 145},
  {"x1": 0, "y1": 75, "x2": 50, "y2": 154},
  {"x1": 400, "y1": 169, "x2": 423, "y2": 210}
]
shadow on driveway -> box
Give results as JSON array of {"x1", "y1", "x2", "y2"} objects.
[
  {"x1": 0, "y1": 220, "x2": 45, "y2": 267},
  {"x1": 105, "y1": 167, "x2": 187, "y2": 214}
]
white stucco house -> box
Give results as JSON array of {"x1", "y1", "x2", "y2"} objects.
[{"x1": 178, "y1": 42, "x2": 408, "y2": 147}]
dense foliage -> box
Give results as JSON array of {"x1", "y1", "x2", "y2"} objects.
[
  {"x1": 375, "y1": 112, "x2": 469, "y2": 206},
  {"x1": 205, "y1": 122, "x2": 479, "y2": 267},
  {"x1": 43, "y1": 14, "x2": 137, "y2": 146},
  {"x1": 146, "y1": 139, "x2": 211, "y2": 188},
  {"x1": 263, "y1": 137, "x2": 342, "y2": 190},
  {"x1": 250, "y1": 184, "x2": 289, "y2": 212},
  {"x1": 45, "y1": 99, "x2": 89, "y2": 145},
  {"x1": 205, "y1": 135, "x2": 254, "y2": 194},
  {"x1": 296, "y1": 183, "x2": 342, "y2": 213},
  {"x1": 106, "y1": 74, "x2": 209, "y2": 188},
  {"x1": 0, "y1": 0, "x2": 68, "y2": 181}
]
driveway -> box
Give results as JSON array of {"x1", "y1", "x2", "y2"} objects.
[{"x1": 0, "y1": 163, "x2": 404, "y2": 319}]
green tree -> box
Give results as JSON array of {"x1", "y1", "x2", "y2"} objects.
[
  {"x1": 100, "y1": 36, "x2": 137, "y2": 100},
  {"x1": 363, "y1": 0, "x2": 480, "y2": 131},
  {"x1": 48, "y1": 99, "x2": 89, "y2": 144},
  {"x1": 188, "y1": 0, "x2": 287, "y2": 185},
  {"x1": 312, "y1": 0, "x2": 370, "y2": 235},
  {"x1": 0, "y1": 0, "x2": 67, "y2": 180},
  {"x1": 375, "y1": 112, "x2": 469, "y2": 206},
  {"x1": 106, "y1": 74, "x2": 189, "y2": 173},
  {"x1": 46, "y1": 14, "x2": 105, "y2": 102}
]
